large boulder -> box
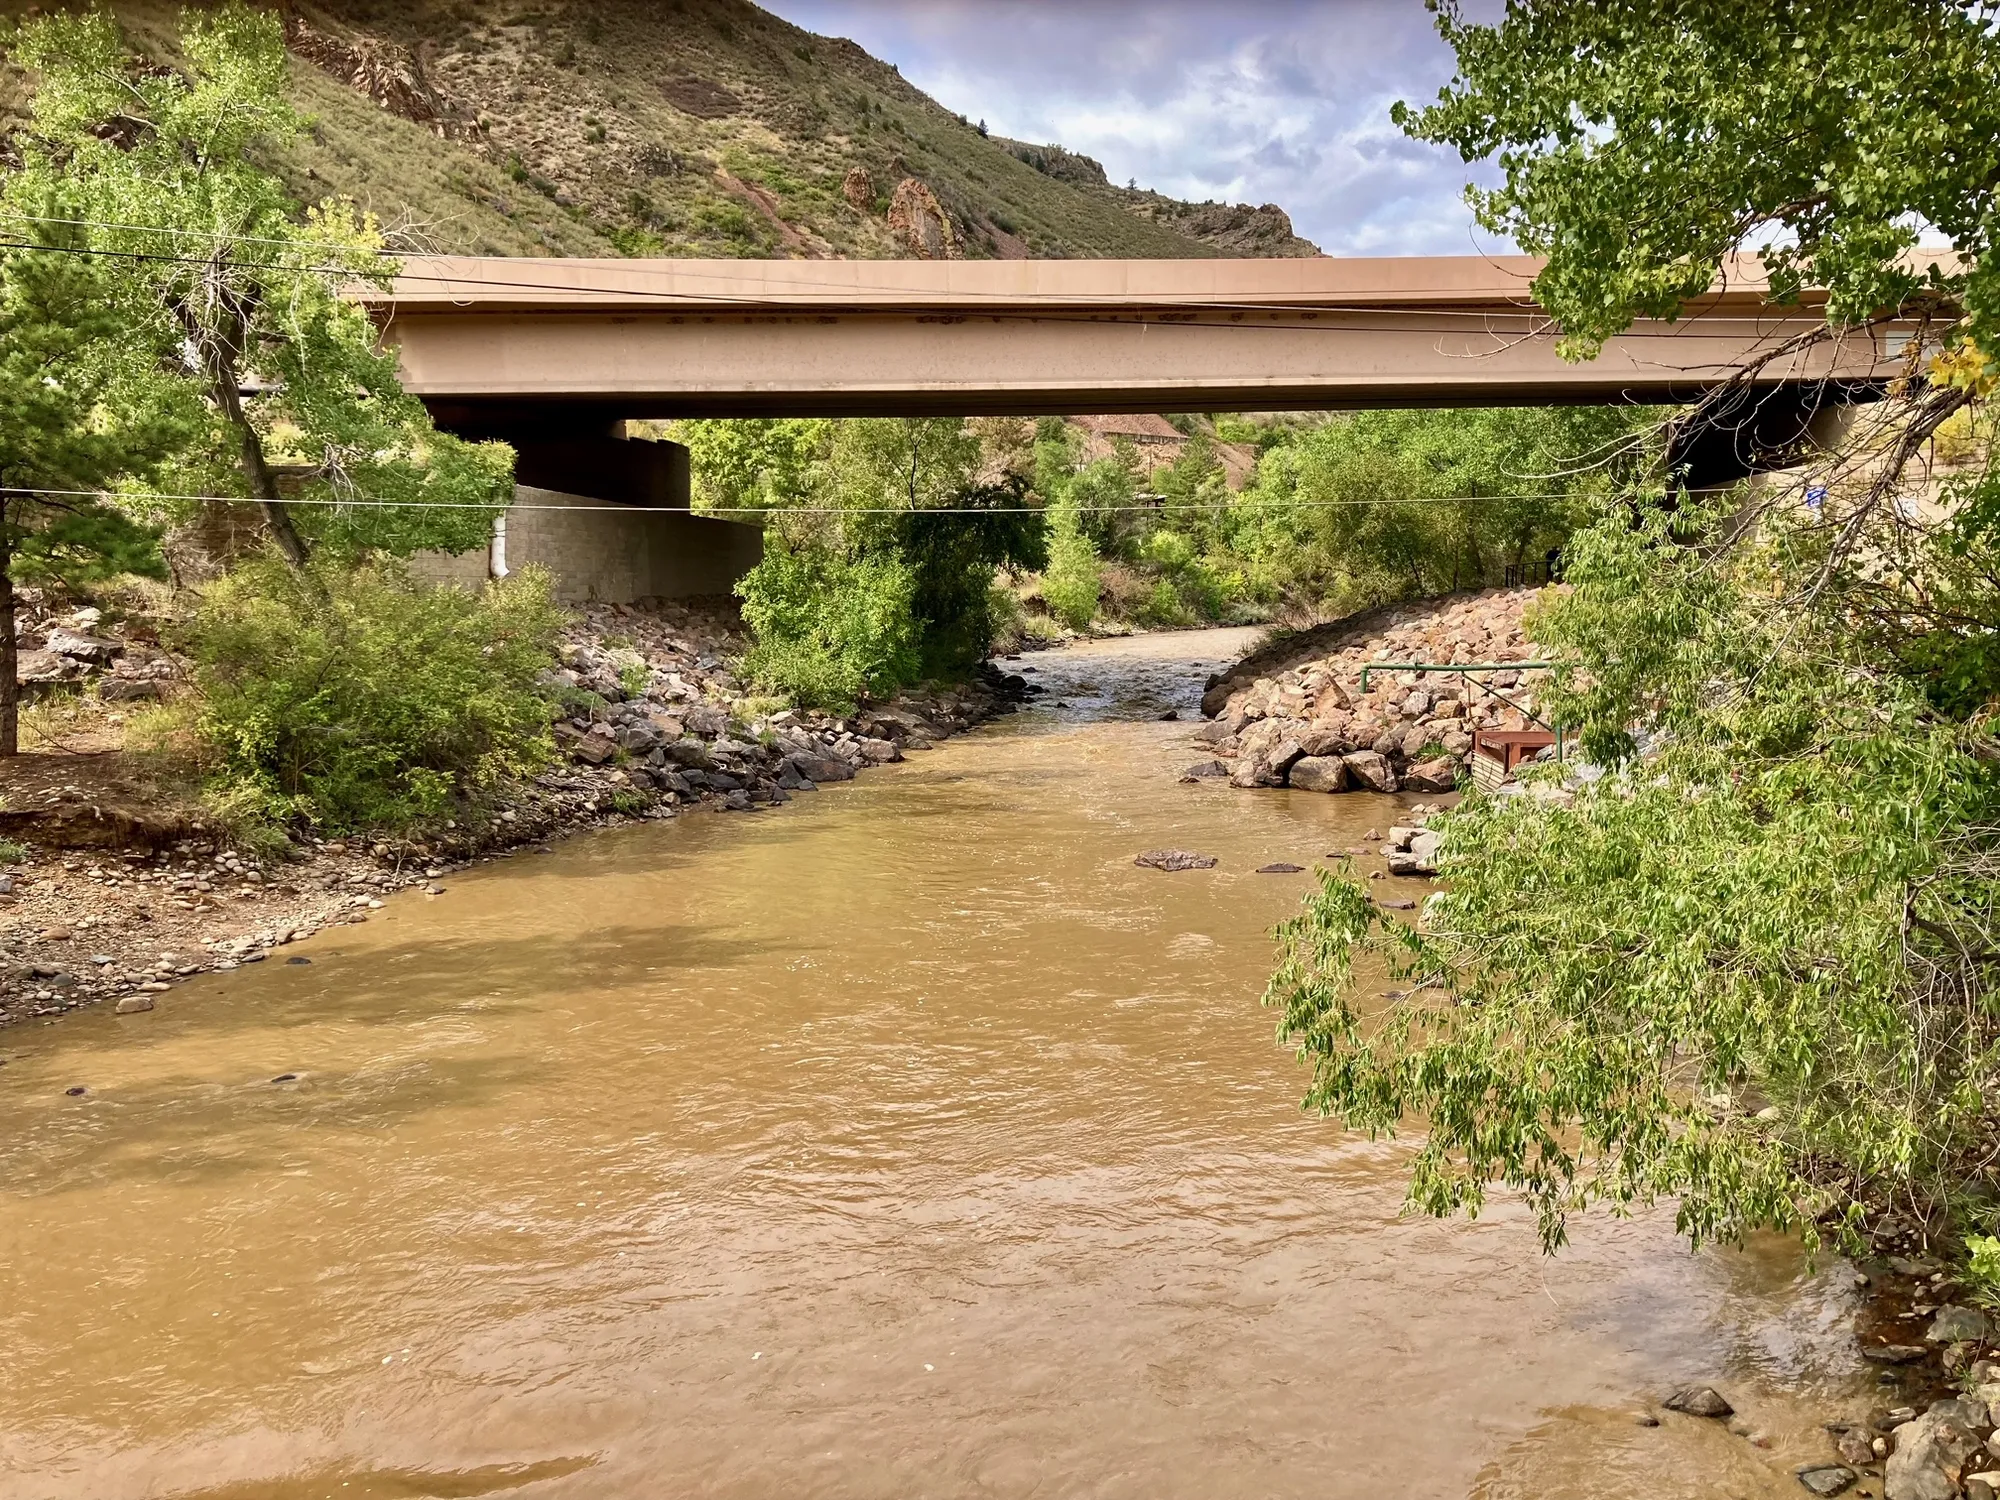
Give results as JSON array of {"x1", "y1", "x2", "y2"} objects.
[
  {"x1": 1313, "y1": 676, "x2": 1352, "y2": 712},
  {"x1": 1231, "y1": 718, "x2": 1306, "y2": 788},
  {"x1": 790, "y1": 754, "x2": 854, "y2": 783},
  {"x1": 1288, "y1": 756, "x2": 1349, "y2": 793},
  {"x1": 1929, "y1": 1306, "x2": 1992, "y2": 1345},
  {"x1": 46, "y1": 627, "x2": 120, "y2": 665},
  {"x1": 1386, "y1": 829, "x2": 1444, "y2": 876},
  {"x1": 1887, "y1": 1405, "x2": 1986, "y2": 1500},
  {"x1": 887, "y1": 177, "x2": 959, "y2": 259},
  {"x1": 15, "y1": 649, "x2": 81, "y2": 687},
  {"x1": 663, "y1": 738, "x2": 716, "y2": 770},
  {"x1": 682, "y1": 705, "x2": 731, "y2": 738},
  {"x1": 617, "y1": 722, "x2": 663, "y2": 754},
  {"x1": 1342, "y1": 750, "x2": 1397, "y2": 793},
  {"x1": 99, "y1": 677, "x2": 165, "y2": 702},
  {"x1": 1297, "y1": 723, "x2": 1352, "y2": 759},
  {"x1": 1403, "y1": 757, "x2": 1459, "y2": 793}
]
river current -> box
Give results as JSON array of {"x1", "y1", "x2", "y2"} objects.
[{"x1": 1, "y1": 628, "x2": 1876, "y2": 1498}]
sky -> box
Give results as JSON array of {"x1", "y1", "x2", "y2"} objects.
[{"x1": 758, "y1": 0, "x2": 1510, "y2": 257}]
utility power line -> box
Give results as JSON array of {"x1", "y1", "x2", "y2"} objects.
[{"x1": 0, "y1": 484, "x2": 1615, "y2": 516}]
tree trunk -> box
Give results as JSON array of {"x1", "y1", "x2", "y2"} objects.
[
  {"x1": 216, "y1": 378, "x2": 309, "y2": 568},
  {"x1": 1, "y1": 533, "x2": 20, "y2": 758},
  {"x1": 197, "y1": 301, "x2": 311, "y2": 569}
]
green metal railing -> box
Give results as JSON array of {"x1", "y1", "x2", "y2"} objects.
[{"x1": 1355, "y1": 661, "x2": 1564, "y2": 763}]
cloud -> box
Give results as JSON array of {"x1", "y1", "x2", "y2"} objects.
[{"x1": 760, "y1": 0, "x2": 1512, "y2": 256}]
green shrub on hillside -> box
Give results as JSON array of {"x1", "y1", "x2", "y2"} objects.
[
  {"x1": 736, "y1": 536, "x2": 919, "y2": 710},
  {"x1": 178, "y1": 559, "x2": 563, "y2": 831}
]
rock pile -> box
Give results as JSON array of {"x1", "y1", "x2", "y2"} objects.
[
  {"x1": 1776, "y1": 1290, "x2": 2000, "y2": 1500},
  {"x1": 15, "y1": 603, "x2": 176, "y2": 702},
  {"x1": 1872, "y1": 1370, "x2": 2000, "y2": 1500},
  {"x1": 1191, "y1": 588, "x2": 1549, "y2": 795},
  {"x1": 546, "y1": 599, "x2": 1026, "y2": 813}
]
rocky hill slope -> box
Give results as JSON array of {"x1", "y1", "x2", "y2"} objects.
[{"x1": 0, "y1": 0, "x2": 1320, "y2": 263}]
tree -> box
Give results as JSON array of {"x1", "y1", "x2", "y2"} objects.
[
  {"x1": 711, "y1": 417, "x2": 1047, "y2": 703},
  {"x1": 1232, "y1": 406, "x2": 1645, "y2": 614},
  {"x1": 5, "y1": 4, "x2": 512, "y2": 568},
  {"x1": 1397, "y1": 0, "x2": 2000, "y2": 359},
  {"x1": 1271, "y1": 3, "x2": 2000, "y2": 1258},
  {"x1": 0, "y1": 217, "x2": 183, "y2": 754},
  {"x1": 674, "y1": 418, "x2": 833, "y2": 517},
  {"x1": 1041, "y1": 495, "x2": 1101, "y2": 632}
]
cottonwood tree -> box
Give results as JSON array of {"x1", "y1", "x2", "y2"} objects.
[
  {"x1": 1269, "y1": 1, "x2": 2000, "y2": 1258},
  {"x1": 5, "y1": 3, "x2": 512, "y2": 567},
  {"x1": 0, "y1": 218, "x2": 183, "y2": 754}
]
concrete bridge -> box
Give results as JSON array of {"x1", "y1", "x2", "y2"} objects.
[
  {"x1": 373, "y1": 253, "x2": 1908, "y2": 429},
  {"x1": 374, "y1": 254, "x2": 1917, "y2": 601}
]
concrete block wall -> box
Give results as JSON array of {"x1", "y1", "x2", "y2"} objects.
[{"x1": 410, "y1": 485, "x2": 764, "y2": 602}]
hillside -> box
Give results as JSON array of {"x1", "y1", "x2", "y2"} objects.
[{"x1": 0, "y1": 0, "x2": 1320, "y2": 263}]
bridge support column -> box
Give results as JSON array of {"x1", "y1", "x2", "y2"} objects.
[{"x1": 409, "y1": 431, "x2": 762, "y2": 602}]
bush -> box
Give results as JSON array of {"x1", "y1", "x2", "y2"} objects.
[
  {"x1": 1134, "y1": 577, "x2": 1192, "y2": 628},
  {"x1": 986, "y1": 578, "x2": 1028, "y2": 656},
  {"x1": 735, "y1": 536, "x2": 919, "y2": 709},
  {"x1": 1041, "y1": 499, "x2": 1101, "y2": 631},
  {"x1": 179, "y1": 559, "x2": 563, "y2": 831}
]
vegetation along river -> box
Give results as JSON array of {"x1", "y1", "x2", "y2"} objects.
[{"x1": 1, "y1": 629, "x2": 1879, "y2": 1499}]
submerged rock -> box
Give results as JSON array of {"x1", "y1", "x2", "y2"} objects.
[
  {"x1": 1863, "y1": 1344, "x2": 1931, "y2": 1365},
  {"x1": 1135, "y1": 850, "x2": 1218, "y2": 872},
  {"x1": 1796, "y1": 1465, "x2": 1857, "y2": 1497},
  {"x1": 1178, "y1": 760, "x2": 1229, "y2": 783},
  {"x1": 1664, "y1": 1385, "x2": 1734, "y2": 1418}
]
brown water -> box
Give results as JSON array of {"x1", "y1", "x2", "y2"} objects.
[{"x1": 1, "y1": 629, "x2": 1878, "y2": 1500}]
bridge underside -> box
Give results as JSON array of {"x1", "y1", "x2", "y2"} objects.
[
  {"x1": 375, "y1": 255, "x2": 1912, "y2": 431},
  {"x1": 399, "y1": 308, "x2": 1896, "y2": 430}
]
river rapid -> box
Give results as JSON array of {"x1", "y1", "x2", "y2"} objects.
[{"x1": 1, "y1": 628, "x2": 1877, "y2": 1499}]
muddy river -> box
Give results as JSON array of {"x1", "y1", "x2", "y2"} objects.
[{"x1": 0, "y1": 629, "x2": 1877, "y2": 1498}]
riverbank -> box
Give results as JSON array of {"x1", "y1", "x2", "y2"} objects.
[
  {"x1": 0, "y1": 623, "x2": 1889, "y2": 1499},
  {"x1": 0, "y1": 595, "x2": 1034, "y2": 1032},
  {"x1": 1195, "y1": 592, "x2": 2000, "y2": 1500}
]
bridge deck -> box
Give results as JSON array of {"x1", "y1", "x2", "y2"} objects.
[{"x1": 370, "y1": 255, "x2": 1913, "y2": 422}]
